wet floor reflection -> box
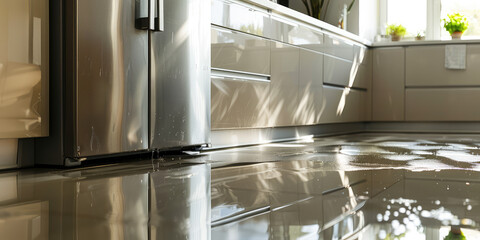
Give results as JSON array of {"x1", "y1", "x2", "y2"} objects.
[{"x1": 1, "y1": 134, "x2": 480, "y2": 239}]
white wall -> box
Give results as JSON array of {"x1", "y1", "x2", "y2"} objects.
[{"x1": 358, "y1": 0, "x2": 379, "y2": 42}]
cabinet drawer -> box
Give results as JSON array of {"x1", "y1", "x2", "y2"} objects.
[
  {"x1": 324, "y1": 55, "x2": 370, "y2": 89},
  {"x1": 320, "y1": 86, "x2": 368, "y2": 123},
  {"x1": 270, "y1": 14, "x2": 324, "y2": 52},
  {"x1": 323, "y1": 55, "x2": 353, "y2": 87},
  {"x1": 406, "y1": 88, "x2": 480, "y2": 121},
  {"x1": 212, "y1": 27, "x2": 271, "y2": 75},
  {"x1": 211, "y1": 77, "x2": 270, "y2": 129},
  {"x1": 211, "y1": 0, "x2": 271, "y2": 37},
  {"x1": 406, "y1": 45, "x2": 480, "y2": 87},
  {"x1": 323, "y1": 34, "x2": 354, "y2": 60}
]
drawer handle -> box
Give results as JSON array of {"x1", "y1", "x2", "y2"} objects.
[{"x1": 211, "y1": 68, "x2": 271, "y2": 83}]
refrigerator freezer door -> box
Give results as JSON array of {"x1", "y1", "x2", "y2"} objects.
[
  {"x1": 76, "y1": 0, "x2": 149, "y2": 157},
  {"x1": 150, "y1": 0, "x2": 211, "y2": 150}
]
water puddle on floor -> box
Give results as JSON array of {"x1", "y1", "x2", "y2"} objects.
[{"x1": 0, "y1": 133, "x2": 479, "y2": 239}]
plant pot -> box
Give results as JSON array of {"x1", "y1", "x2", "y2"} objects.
[
  {"x1": 415, "y1": 36, "x2": 425, "y2": 41},
  {"x1": 277, "y1": 0, "x2": 289, "y2": 7},
  {"x1": 451, "y1": 32, "x2": 463, "y2": 40},
  {"x1": 391, "y1": 34, "x2": 402, "y2": 41}
]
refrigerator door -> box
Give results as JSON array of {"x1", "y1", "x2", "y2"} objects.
[
  {"x1": 150, "y1": 0, "x2": 211, "y2": 150},
  {"x1": 75, "y1": 0, "x2": 149, "y2": 157}
]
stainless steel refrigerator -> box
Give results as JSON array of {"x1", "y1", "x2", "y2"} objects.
[{"x1": 35, "y1": 0, "x2": 210, "y2": 165}]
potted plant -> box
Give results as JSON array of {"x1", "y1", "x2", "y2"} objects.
[
  {"x1": 300, "y1": 0, "x2": 355, "y2": 21},
  {"x1": 386, "y1": 24, "x2": 406, "y2": 41},
  {"x1": 443, "y1": 13, "x2": 469, "y2": 40},
  {"x1": 415, "y1": 31, "x2": 425, "y2": 41}
]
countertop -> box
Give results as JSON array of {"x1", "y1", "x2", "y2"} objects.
[{"x1": 238, "y1": 0, "x2": 372, "y2": 46}]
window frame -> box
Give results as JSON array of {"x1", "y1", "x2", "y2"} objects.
[{"x1": 380, "y1": 0, "x2": 441, "y2": 40}]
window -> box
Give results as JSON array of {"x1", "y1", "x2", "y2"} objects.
[
  {"x1": 380, "y1": 0, "x2": 480, "y2": 40},
  {"x1": 441, "y1": 0, "x2": 480, "y2": 39},
  {"x1": 386, "y1": 0, "x2": 427, "y2": 37}
]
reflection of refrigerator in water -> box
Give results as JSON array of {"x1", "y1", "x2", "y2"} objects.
[
  {"x1": 24, "y1": 164, "x2": 210, "y2": 240},
  {"x1": 35, "y1": 0, "x2": 210, "y2": 166},
  {"x1": 0, "y1": 173, "x2": 49, "y2": 239}
]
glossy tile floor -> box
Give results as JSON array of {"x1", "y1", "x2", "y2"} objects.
[{"x1": 2, "y1": 133, "x2": 480, "y2": 239}]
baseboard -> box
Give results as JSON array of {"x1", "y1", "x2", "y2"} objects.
[
  {"x1": 366, "y1": 122, "x2": 480, "y2": 134},
  {"x1": 208, "y1": 123, "x2": 366, "y2": 150},
  {"x1": 209, "y1": 122, "x2": 480, "y2": 150}
]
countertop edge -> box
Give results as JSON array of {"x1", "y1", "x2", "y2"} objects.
[
  {"x1": 238, "y1": 0, "x2": 372, "y2": 46},
  {"x1": 236, "y1": 0, "x2": 480, "y2": 48},
  {"x1": 372, "y1": 39, "x2": 480, "y2": 47}
]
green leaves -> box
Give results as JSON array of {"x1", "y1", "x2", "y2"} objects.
[
  {"x1": 443, "y1": 13, "x2": 469, "y2": 35},
  {"x1": 386, "y1": 24, "x2": 406, "y2": 37}
]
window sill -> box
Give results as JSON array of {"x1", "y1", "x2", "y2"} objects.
[{"x1": 371, "y1": 38, "x2": 480, "y2": 47}]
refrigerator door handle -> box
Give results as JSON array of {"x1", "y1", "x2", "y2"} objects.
[
  {"x1": 149, "y1": 0, "x2": 164, "y2": 31},
  {"x1": 135, "y1": 0, "x2": 149, "y2": 30},
  {"x1": 157, "y1": 0, "x2": 164, "y2": 32}
]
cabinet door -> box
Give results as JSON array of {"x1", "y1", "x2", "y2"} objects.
[
  {"x1": 0, "y1": 0, "x2": 48, "y2": 138},
  {"x1": 211, "y1": 77, "x2": 270, "y2": 129},
  {"x1": 372, "y1": 48, "x2": 405, "y2": 121},
  {"x1": 270, "y1": 41, "x2": 300, "y2": 126},
  {"x1": 298, "y1": 49, "x2": 323, "y2": 125},
  {"x1": 323, "y1": 55, "x2": 353, "y2": 87},
  {"x1": 353, "y1": 46, "x2": 372, "y2": 90},
  {"x1": 320, "y1": 86, "x2": 368, "y2": 123}
]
